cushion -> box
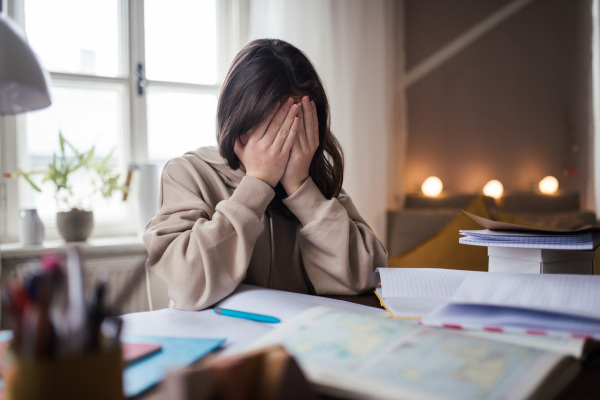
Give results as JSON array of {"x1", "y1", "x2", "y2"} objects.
[
  {"x1": 387, "y1": 195, "x2": 491, "y2": 271},
  {"x1": 386, "y1": 209, "x2": 458, "y2": 256}
]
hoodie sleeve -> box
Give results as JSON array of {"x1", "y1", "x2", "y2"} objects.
[
  {"x1": 282, "y1": 177, "x2": 387, "y2": 295},
  {"x1": 143, "y1": 157, "x2": 275, "y2": 310}
]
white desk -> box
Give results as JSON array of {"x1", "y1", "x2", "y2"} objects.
[{"x1": 121, "y1": 284, "x2": 385, "y2": 356}]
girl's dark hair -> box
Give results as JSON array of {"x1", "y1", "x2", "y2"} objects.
[{"x1": 217, "y1": 39, "x2": 344, "y2": 210}]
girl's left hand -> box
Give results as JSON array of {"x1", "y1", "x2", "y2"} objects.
[{"x1": 281, "y1": 96, "x2": 319, "y2": 195}]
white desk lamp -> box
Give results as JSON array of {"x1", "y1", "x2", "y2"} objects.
[{"x1": 0, "y1": 14, "x2": 51, "y2": 115}]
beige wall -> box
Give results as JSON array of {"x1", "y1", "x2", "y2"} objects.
[{"x1": 401, "y1": 0, "x2": 593, "y2": 208}]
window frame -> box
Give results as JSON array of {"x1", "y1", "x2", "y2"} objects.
[{"x1": 0, "y1": 0, "x2": 247, "y2": 243}]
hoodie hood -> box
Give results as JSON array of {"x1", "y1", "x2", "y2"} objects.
[{"x1": 187, "y1": 146, "x2": 245, "y2": 189}]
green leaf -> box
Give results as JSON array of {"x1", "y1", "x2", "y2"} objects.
[
  {"x1": 59, "y1": 131, "x2": 66, "y2": 154},
  {"x1": 19, "y1": 170, "x2": 42, "y2": 192}
]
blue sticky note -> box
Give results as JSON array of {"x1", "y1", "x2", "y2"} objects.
[
  {"x1": 0, "y1": 331, "x2": 11, "y2": 390},
  {"x1": 0, "y1": 331, "x2": 223, "y2": 397},
  {"x1": 0, "y1": 331, "x2": 13, "y2": 342},
  {"x1": 122, "y1": 334, "x2": 225, "y2": 398}
]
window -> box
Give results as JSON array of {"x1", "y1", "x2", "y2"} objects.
[{"x1": 1, "y1": 0, "x2": 243, "y2": 242}]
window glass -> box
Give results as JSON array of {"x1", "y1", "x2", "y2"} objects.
[
  {"x1": 147, "y1": 87, "x2": 218, "y2": 167},
  {"x1": 22, "y1": 83, "x2": 128, "y2": 224},
  {"x1": 5, "y1": 0, "x2": 225, "y2": 242},
  {"x1": 144, "y1": 0, "x2": 218, "y2": 84},
  {"x1": 24, "y1": 0, "x2": 123, "y2": 76}
]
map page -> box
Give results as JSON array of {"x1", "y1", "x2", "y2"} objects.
[{"x1": 249, "y1": 306, "x2": 574, "y2": 400}]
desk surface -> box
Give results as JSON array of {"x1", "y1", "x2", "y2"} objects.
[{"x1": 136, "y1": 290, "x2": 599, "y2": 400}]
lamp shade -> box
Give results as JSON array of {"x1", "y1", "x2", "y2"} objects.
[{"x1": 0, "y1": 15, "x2": 51, "y2": 115}]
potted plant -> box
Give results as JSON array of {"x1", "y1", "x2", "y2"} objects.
[{"x1": 5, "y1": 132, "x2": 128, "y2": 242}]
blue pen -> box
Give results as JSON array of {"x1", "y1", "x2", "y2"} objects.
[{"x1": 214, "y1": 307, "x2": 280, "y2": 323}]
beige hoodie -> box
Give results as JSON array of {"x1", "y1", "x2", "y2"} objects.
[{"x1": 144, "y1": 147, "x2": 387, "y2": 310}]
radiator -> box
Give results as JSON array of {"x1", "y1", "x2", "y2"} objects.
[
  {"x1": 14, "y1": 254, "x2": 151, "y2": 315},
  {"x1": 84, "y1": 254, "x2": 150, "y2": 314}
]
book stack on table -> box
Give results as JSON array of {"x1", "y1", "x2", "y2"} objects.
[
  {"x1": 486, "y1": 247, "x2": 594, "y2": 274},
  {"x1": 459, "y1": 211, "x2": 599, "y2": 274}
]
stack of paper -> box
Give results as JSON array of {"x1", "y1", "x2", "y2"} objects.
[
  {"x1": 459, "y1": 211, "x2": 600, "y2": 273},
  {"x1": 486, "y1": 246, "x2": 594, "y2": 274},
  {"x1": 459, "y1": 229, "x2": 600, "y2": 250}
]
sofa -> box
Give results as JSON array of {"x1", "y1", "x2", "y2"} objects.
[{"x1": 386, "y1": 191, "x2": 598, "y2": 273}]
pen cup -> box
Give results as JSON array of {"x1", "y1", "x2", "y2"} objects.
[{"x1": 3, "y1": 346, "x2": 124, "y2": 400}]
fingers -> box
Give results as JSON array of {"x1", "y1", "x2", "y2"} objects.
[
  {"x1": 280, "y1": 117, "x2": 299, "y2": 154},
  {"x1": 301, "y1": 96, "x2": 319, "y2": 149},
  {"x1": 310, "y1": 100, "x2": 318, "y2": 135},
  {"x1": 263, "y1": 97, "x2": 295, "y2": 142},
  {"x1": 271, "y1": 101, "x2": 300, "y2": 150},
  {"x1": 253, "y1": 102, "x2": 281, "y2": 141},
  {"x1": 296, "y1": 104, "x2": 308, "y2": 152},
  {"x1": 310, "y1": 99, "x2": 319, "y2": 146}
]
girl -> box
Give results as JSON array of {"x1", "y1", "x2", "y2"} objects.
[{"x1": 144, "y1": 39, "x2": 387, "y2": 310}]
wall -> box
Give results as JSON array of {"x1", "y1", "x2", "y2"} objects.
[{"x1": 401, "y1": 0, "x2": 594, "y2": 209}]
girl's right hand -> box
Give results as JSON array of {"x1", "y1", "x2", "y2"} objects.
[{"x1": 234, "y1": 98, "x2": 300, "y2": 187}]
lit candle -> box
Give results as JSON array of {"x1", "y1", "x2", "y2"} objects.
[
  {"x1": 483, "y1": 180, "x2": 504, "y2": 199},
  {"x1": 539, "y1": 176, "x2": 559, "y2": 194},
  {"x1": 421, "y1": 176, "x2": 443, "y2": 197}
]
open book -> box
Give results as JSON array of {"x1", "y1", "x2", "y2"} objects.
[
  {"x1": 376, "y1": 268, "x2": 600, "y2": 345},
  {"x1": 248, "y1": 306, "x2": 580, "y2": 400}
]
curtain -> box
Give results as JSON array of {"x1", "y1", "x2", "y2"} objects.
[{"x1": 246, "y1": 0, "x2": 398, "y2": 242}]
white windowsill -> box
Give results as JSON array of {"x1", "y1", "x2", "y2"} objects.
[{"x1": 0, "y1": 236, "x2": 146, "y2": 260}]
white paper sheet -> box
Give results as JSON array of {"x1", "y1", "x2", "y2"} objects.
[
  {"x1": 378, "y1": 268, "x2": 472, "y2": 299},
  {"x1": 121, "y1": 308, "x2": 272, "y2": 355},
  {"x1": 376, "y1": 268, "x2": 476, "y2": 317},
  {"x1": 452, "y1": 273, "x2": 600, "y2": 319},
  {"x1": 215, "y1": 284, "x2": 384, "y2": 321}
]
